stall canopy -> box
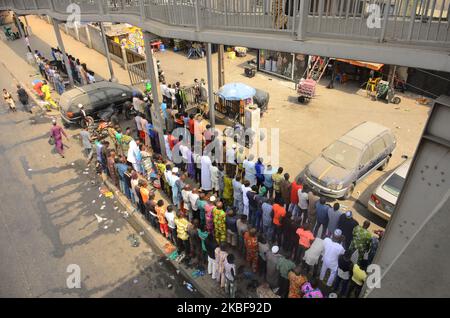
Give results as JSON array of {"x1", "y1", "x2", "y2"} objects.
[
  {"x1": 336, "y1": 59, "x2": 384, "y2": 71},
  {"x1": 217, "y1": 82, "x2": 256, "y2": 100}
]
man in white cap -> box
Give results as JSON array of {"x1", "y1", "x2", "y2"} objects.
[
  {"x1": 320, "y1": 229, "x2": 345, "y2": 287},
  {"x1": 265, "y1": 245, "x2": 282, "y2": 290},
  {"x1": 226, "y1": 144, "x2": 237, "y2": 176},
  {"x1": 200, "y1": 154, "x2": 212, "y2": 192},
  {"x1": 337, "y1": 211, "x2": 359, "y2": 249}
]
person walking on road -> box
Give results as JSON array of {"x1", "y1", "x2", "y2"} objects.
[
  {"x1": 79, "y1": 126, "x2": 94, "y2": 164},
  {"x1": 50, "y1": 118, "x2": 68, "y2": 158},
  {"x1": 16, "y1": 85, "x2": 30, "y2": 112},
  {"x1": 3, "y1": 88, "x2": 17, "y2": 112}
]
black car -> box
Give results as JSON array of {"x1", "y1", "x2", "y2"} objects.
[{"x1": 59, "y1": 81, "x2": 139, "y2": 127}]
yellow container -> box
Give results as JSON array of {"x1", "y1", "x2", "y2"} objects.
[{"x1": 228, "y1": 51, "x2": 236, "y2": 59}]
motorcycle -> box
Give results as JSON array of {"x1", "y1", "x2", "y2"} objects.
[{"x1": 123, "y1": 100, "x2": 137, "y2": 120}]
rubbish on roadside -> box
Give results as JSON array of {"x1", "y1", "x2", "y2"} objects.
[
  {"x1": 122, "y1": 212, "x2": 129, "y2": 218},
  {"x1": 102, "y1": 201, "x2": 106, "y2": 205},
  {"x1": 87, "y1": 188, "x2": 91, "y2": 191},
  {"x1": 164, "y1": 243, "x2": 176, "y2": 255},
  {"x1": 139, "y1": 231, "x2": 145, "y2": 236},
  {"x1": 98, "y1": 194, "x2": 102, "y2": 198},
  {"x1": 168, "y1": 250, "x2": 178, "y2": 261},
  {"x1": 84, "y1": 168, "x2": 89, "y2": 171},
  {"x1": 95, "y1": 214, "x2": 107, "y2": 223},
  {"x1": 176, "y1": 270, "x2": 180, "y2": 275},
  {"x1": 100, "y1": 205, "x2": 106, "y2": 210},
  {"x1": 191, "y1": 270, "x2": 205, "y2": 278},
  {"x1": 105, "y1": 192, "x2": 113, "y2": 198},
  {"x1": 103, "y1": 225, "x2": 108, "y2": 230},
  {"x1": 71, "y1": 163, "x2": 75, "y2": 166},
  {"x1": 133, "y1": 279, "x2": 138, "y2": 284},
  {"x1": 116, "y1": 228, "x2": 120, "y2": 232},
  {"x1": 28, "y1": 168, "x2": 32, "y2": 171},
  {"x1": 99, "y1": 187, "x2": 109, "y2": 194},
  {"x1": 167, "y1": 284, "x2": 173, "y2": 289},
  {"x1": 92, "y1": 200, "x2": 96, "y2": 204},
  {"x1": 114, "y1": 206, "x2": 118, "y2": 210},
  {"x1": 175, "y1": 253, "x2": 185, "y2": 263},
  {"x1": 183, "y1": 281, "x2": 195, "y2": 292},
  {"x1": 127, "y1": 234, "x2": 140, "y2": 247},
  {"x1": 169, "y1": 275, "x2": 175, "y2": 280}
]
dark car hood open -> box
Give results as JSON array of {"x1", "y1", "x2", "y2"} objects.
[{"x1": 306, "y1": 156, "x2": 353, "y2": 187}]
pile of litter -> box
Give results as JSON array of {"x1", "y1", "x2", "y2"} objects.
[{"x1": 127, "y1": 234, "x2": 140, "y2": 247}]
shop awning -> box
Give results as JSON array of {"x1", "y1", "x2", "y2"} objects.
[{"x1": 336, "y1": 59, "x2": 384, "y2": 71}]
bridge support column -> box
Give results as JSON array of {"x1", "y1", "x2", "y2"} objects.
[
  {"x1": 52, "y1": 19, "x2": 74, "y2": 87},
  {"x1": 143, "y1": 31, "x2": 167, "y2": 160},
  {"x1": 14, "y1": 14, "x2": 25, "y2": 38},
  {"x1": 206, "y1": 43, "x2": 215, "y2": 128},
  {"x1": 99, "y1": 22, "x2": 117, "y2": 83},
  {"x1": 218, "y1": 44, "x2": 225, "y2": 88}
]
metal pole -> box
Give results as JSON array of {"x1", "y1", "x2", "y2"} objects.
[
  {"x1": 15, "y1": 14, "x2": 25, "y2": 38},
  {"x1": 206, "y1": 42, "x2": 215, "y2": 128},
  {"x1": 99, "y1": 21, "x2": 117, "y2": 82},
  {"x1": 194, "y1": 0, "x2": 200, "y2": 31},
  {"x1": 52, "y1": 19, "x2": 74, "y2": 86},
  {"x1": 218, "y1": 44, "x2": 225, "y2": 88},
  {"x1": 143, "y1": 31, "x2": 167, "y2": 160},
  {"x1": 297, "y1": 0, "x2": 308, "y2": 40},
  {"x1": 407, "y1": 0, "x2": 419, "y2": 40},
  {"x1": 380, "y1": 0, "x2": 391, "y2": 42}
]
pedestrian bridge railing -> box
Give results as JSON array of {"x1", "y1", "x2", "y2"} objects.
[
  {"x1": 2, "y1": 0, "x2": 450, "y2": 72},
  {"x1": 3, "y1": 0, "x2": 449, "y2": 46}
]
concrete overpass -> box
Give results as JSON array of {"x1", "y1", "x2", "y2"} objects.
[{"x1": 1, "y1": 0, "x2": 449, "y2": 72}]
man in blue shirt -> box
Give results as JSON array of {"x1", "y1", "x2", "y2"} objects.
[
  {"x1": 263, "y1": 164, "x2": 275, "y2": 199},
  {"x1": 115, "y1": 156, "x2": 129, "y2": 197},
  {"x1": 314, "y1": 197, "x2": 329, "y2": 239}
]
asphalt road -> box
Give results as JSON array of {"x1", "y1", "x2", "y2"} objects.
[{"x1": 0, "y1": 62, "x2": 199, "y2": 298}]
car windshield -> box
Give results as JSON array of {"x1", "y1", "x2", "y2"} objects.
[
  {"x1": 382, "y1": 173, "x2": 405, "y2": 197},
  {"x1": 322, "y1": 141, "x2": 361, "y2": 170}
]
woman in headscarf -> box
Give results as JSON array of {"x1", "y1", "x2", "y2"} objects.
[
  {"x1": 222, "y1": 174, "x2": 234, "y2": 208},
  {"x1": 50, "y1": 118, "x2": 68, "y2": 158},
  {"x1": 244, "y1": 228, "x2": 259, "y2": 273},
  {"x1": 213, "y1": 201, "x2": 227, "y2": 244}
]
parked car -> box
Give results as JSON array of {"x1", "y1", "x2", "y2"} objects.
[
  {"x1": 59, "y1": 81, "x2": 139, "y2": 127},
  {"x1": 303, "y1": 121, "x2": 397, "y2": 200},
  {"x1": 368, "y1": 158, "x2": 411, "y2": 221}
]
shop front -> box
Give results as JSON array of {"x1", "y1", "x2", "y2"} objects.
[{"x1": 257, "y1": 49, "x2": 308, "y2": 82}]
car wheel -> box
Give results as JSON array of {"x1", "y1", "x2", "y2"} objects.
[
  {"x1": 343, "y1": 184, "x2": 355, "y2": 200},
  {"x1": 298, "y1": 96, "x2": 305, "y2": 104},
  {"x1": 379, "y1": 156, "x2": 390, "y2": 171}
]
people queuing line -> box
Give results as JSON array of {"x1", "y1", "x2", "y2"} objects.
[
  {"x1": 80, "y1": 95, "x2": 384, "y2": 298},
  {"x1": 32, "y1": 47, "x2": 96, "y2": 109}
]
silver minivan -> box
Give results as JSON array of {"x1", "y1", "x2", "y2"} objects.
[{"x1": 304, "y1": 121, "x2": 397, "y2": 199}]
